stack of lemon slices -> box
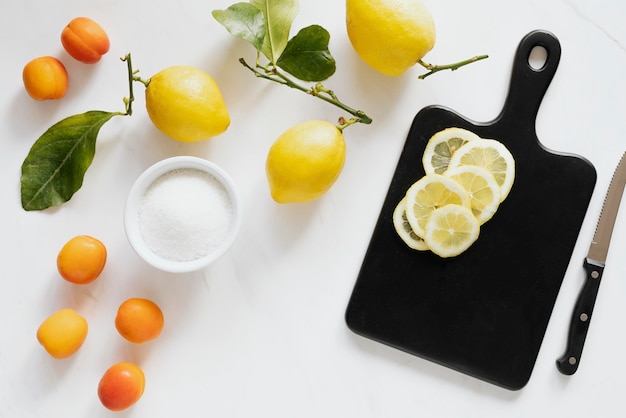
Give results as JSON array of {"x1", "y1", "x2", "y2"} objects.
[{"x1": 393, "y1": 127, "x2": 515, "y2": 258}]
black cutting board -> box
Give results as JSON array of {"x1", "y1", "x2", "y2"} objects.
[{"x1": 345, "y1": 30, "x2": 596, "y2": 390}]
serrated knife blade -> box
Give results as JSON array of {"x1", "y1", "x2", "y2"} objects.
[{"x1": 556, "y1": 151, "x2": 626, "y2": 375}]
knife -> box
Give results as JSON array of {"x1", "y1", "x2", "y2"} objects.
[{"x1": 556, "y1": 151, "x2": 626, "y2": 375}]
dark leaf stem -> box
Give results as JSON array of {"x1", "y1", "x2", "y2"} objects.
[
  {"x1": 239, "y1": 57, "x2": 372, "y2": 127},
  {"x1": 418, "y1": 54, "x2": 489, "y2": 79}
]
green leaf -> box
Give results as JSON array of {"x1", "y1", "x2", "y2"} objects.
[
  {"x1": 250, "y1": 0, "x2": 299, "y2": 64},
  {"x1": 21, "y1": 111, "x2": 120, "y2": 211},
  {"x1": 212, "y1": 3, "x2": 266, "y2": 51},
  {"x1": 277, "y1": 25, "x2": 336, "y2": 82}
]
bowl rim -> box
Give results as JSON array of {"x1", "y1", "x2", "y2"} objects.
[{"x1": 124, "y1": 156, "x2": 242, "y2": 273}]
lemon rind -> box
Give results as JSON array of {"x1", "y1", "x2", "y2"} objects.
[{"x1": 392, "y1": 197, "x2": 429, "y2": 251}]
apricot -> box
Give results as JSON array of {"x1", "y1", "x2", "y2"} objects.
[
  {"x1": 36, "y1": 308, "x2": 88, "y2": 359},
  {"x1": 98, "y1": 362, "x2": 145, "y2": 411},
  {"x1": 115, "y1": 298, "x2": 164, "y2": 344},
  {"x1": 61, "y1": 17, "x2": 110, "y2": 64},
  {"x1": 57, "y1": 235, "x2": 107, "y2": 285},
  {"x1": 22, "y1": 56, "x2": 68, "y2": 101}
]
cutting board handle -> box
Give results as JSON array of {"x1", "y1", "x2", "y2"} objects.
[{"x1": 497, "y1": 30, "x2": 561, "y2": 128}]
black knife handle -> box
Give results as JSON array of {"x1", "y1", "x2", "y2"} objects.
[{"x1": 556, "y1": 258, "x2": 605, "y2": 375}]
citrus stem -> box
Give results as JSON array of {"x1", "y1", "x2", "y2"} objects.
[
  {"x1": 417, "y1": 54, "x2": 489, "y2": 79},
  {"x1": 239, "y1": 58, "x2": 373, "y2": 126},
  {"x1": 337, "y1": 117, "x2": 360, "y2": 132},
  {"x1": 123, "y1": 53, "x2": 151, "y2": 90},
  {"x1": 120, "y1": 53, "x2": 136, "y2": 116}
]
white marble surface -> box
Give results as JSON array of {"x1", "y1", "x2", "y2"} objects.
[{"x1": 2, "y1": 0, "x2": 626, "y2": 416}]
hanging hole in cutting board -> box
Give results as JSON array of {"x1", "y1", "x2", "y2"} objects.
[{"x1": 528, "y1": 45, "x2": 548, "y2": 70}]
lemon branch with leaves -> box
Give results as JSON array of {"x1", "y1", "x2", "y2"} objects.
[
  {"x1": 212, "y1": 0, "x2": 372, "y2": 129},
  {"x1": 238, "y1": 58, "x2": 372, "y2": 127}
]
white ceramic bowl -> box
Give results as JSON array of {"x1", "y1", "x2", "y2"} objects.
[{"x1": 124, "y1": 156, "x2": 242, "y2": 273}]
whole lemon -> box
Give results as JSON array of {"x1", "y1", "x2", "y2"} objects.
[
  {"x1": 266, "y1": 120, "x2": 346, "y2": 203},
  {"x1": 145, "y1": 66, "x2": 230, "y2": 142},
  {"x1": 346, "y1": 0, "x2": 436, "y2": 76}
]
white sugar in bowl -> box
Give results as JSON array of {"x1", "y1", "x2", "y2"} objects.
[{"x1": 124, "y1": 156, "x2": 242, "y2": 273}]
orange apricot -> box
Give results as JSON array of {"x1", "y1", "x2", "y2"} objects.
[
  {"x1": 98, "y1": 362, "x2": 145, "y2": 411},
  {"x1": 115, "y1": 298, "x2": 164, "y2": 344},
  {"x1": 61, "y1": 17, "x2": 110, "y2": 64},
  {"x1": 36, "y1": 308, "x2": 88, "y2": 359},
  {"x1": 57, "y1": 235, "x2": 107, "y2": 285},
  {"x1": 22, "y1": 56, "x2": 68, "y2": 101}
]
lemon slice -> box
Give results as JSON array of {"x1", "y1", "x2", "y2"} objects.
[
  {"x1": 405, "y1": 174, "x2": 471, "y2": 238},
  {"x1": 448, "y1": 138, "x2": 515, "y2": 201},
  {"x1": 424, "y1": 204, "x2": 480, "y2": 258},
  {"x1": 422, "y1": 127, "x2": 482, "y2": 175},
  {"x1": 444, "y1": 165, "x2": 501, "y2": 225},
  {"x1": 392, "y1": 197, "x2": 429, "y2": 251}
]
